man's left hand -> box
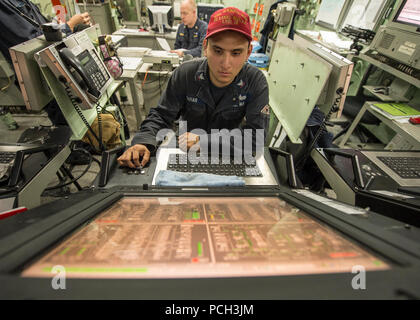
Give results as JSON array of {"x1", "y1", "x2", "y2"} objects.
[
  {"x1": 170, "y1": 50, "x2": 185, "y2": 57},
  {"x1": 67, "y1": 12, "x2": 91, "y2": 31},
  {"x1": 179, "y1": 132, "x2": 199, "y2": 151}
]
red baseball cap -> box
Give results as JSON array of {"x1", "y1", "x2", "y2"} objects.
[{"x1": 205, "y1": 7, "x2": 252, "y2": 42}]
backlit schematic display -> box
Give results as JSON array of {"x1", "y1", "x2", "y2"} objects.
[{"x1": 22, "y1": 197, "x2": 389, "y2": 278}]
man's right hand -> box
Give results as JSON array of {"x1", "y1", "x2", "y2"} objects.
[
  {"x1": 170, "y1": 49, "x2": 185, "y2": 57},
  {"x1": 117, "y1": 144, "x2": 150, "y2": 168}
]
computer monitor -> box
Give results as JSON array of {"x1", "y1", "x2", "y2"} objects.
[
  {"x1": 148, "y1": 5, "x2": 174, "y2": 34},
  {"x1": 315, "y1": 0, "x2": 349, "y2": 31},
  {"x1": 267, "y1": 35, "x2": 333, "y2": 143},
  {"x1": 3, "y1": 186, "x2": 420, "y2": 299},
  {"x1": 197, "y1": 3, "x2": 224, "y2": 24},
  {"x1": 368, "y1": 0, "x2": 420, "y2": 75},
  {"x1": 8, "y1": 36, "x2": 54, "y2": 111},
  {"x1": 393, "y1": 0, "x2": 420, "y2": 29},
  {"x1": 309, "y1": 44, "x2": 354, "y2": 118},
  {"x1": 340, "y1": 0, "x2": 390, "y2": 32},
  {"x1": 21, "y1": 195, "x2": 390, "y2": 279}
]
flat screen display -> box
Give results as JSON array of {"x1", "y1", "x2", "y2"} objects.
[
  {"x1": 341, "y1": 0, "x2": 387, "y2": 31},
  {"x1": 395, "y1": 0, "x2": 420, "y2": 27},
  {"x1": 22, "y1": 197, "x2": 389, "y2": 278},
  {"x1": 315, "y1": 0, "x2": 347, "y2": 30}
]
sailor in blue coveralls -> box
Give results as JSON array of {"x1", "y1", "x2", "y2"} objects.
[
  {"x1": 118, "y1": 7, "x2": 270, "y2": 168},
  {"x1": 170, "y1": 0, "x2": 207, "y2": 58}
]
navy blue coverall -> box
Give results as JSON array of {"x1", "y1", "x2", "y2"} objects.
[
  {"x1": 173, "y1": 18, "x2": 208, "y2": 58},
  {"x1": 131, "y1": 57, "x2": 270, "y2": 156}
]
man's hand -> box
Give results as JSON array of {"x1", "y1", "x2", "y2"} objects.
[
  {"x1": 117, "y1": 144, "x2": 150, "y2": 168},
  {"x1": 179, "y1": 132, "x2": 199, "y2": 151},
  {"x1": 170, "y1": 49, "x2": 185, "y2": 57},
  {"x1": 67, "y1": 12, "x2": 91, "y2": 31}
]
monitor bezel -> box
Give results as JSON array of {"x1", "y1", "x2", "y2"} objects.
[
  {"x1": 339, "y1": 0, "x2": 392, "y2": 33},
  {"x1": 314, "y1": 0, "x2": 350, "y2": 31}
]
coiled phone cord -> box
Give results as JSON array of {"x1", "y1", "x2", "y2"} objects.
[
  {"x1": 62, "y1": 81, "x2": 105, "y2": 153},
  {"x1": 296, "y1": 88, "x2": 344, "y2": 170}
]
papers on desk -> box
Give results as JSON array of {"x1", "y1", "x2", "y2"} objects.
[
  {"x1": 371, "y1": 103, "x2": 420, "y2": 120},
  {"x1": 110, "y1": 35, "x2": 125, "y2": 44},
  {"x1": 297, "y1": 30, "x2": 321, "y2": 39},
  {"x1": 156, "y1": 37, "x2": 171, "y2": 51},
  {"x1": 296, "y1": 30, "x2": 352, "y2": 51},
  {"x1": 120, "y1": 57, "x2": 142, "y2": 70},
  {"x1": 118, "y1": 28, "x2": 142, "y2": 34},
  {"x1": 117, "y1": 47, "x2": 151, "y2": 58},
  {"x1": 319, "y1": 31, "x2": 353, "y2": 50}
]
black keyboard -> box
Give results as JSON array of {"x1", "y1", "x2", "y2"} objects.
[
  {"x1": 378, "y1": 156, "x2": 420, "y2": 179},
  {"x1": 0, "y1": 152, "x2": 16, "y2": 164},
  {"x1": 167, "y1": 154, "x2": 262, "y2": 177}
]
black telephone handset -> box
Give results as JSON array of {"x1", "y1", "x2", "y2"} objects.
[{"x1": 58, "y1": 47, "x2": 102, "y2": 98}]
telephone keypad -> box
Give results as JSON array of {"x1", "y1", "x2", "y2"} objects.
[{"x1": 77, "y1": 49, "x2": 110, "y2": 92}]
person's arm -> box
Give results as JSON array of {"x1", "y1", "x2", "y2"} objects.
[
  {"x1": 118, "y1": 67, "x2": 186, "y2": 167},
  {"x1": 65, "y1": 12, "x2": 91, "y2": 32},
  {"x1": 0, "y1": 1, "x2": 45, "y2": 59}
]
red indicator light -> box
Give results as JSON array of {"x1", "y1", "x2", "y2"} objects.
[
  {"x1": 0, "y1": 207, "x2": 27, "y2": 220},
  {"x1": 330, "y1": 252, "x2": 358, "y2": 258}
]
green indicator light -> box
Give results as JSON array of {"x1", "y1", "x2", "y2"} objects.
[
  {"x1": 373, "y1": 260, "x2": 382, "y2": 266},
  {"x1": 77, "y1": 248, "x2": 87, "y2": 256},
  {"x1": 242, "y1": 232, "x2": 253, "y2": 247},
  {"x1": 59, "y1": 247, "x2": 70, "y2": 255},
  {"x1": 42, "y1": 267, "x2": 148, "y2": 273},
  {"x1": 192, "y1": 211, "x2": 200, "y2": 219},
  {"x1": 283, "y1": 234, "x2": 292, "y2": 244},
  {"x1": 197, "y1": 242, "x2": 203, "y2": 256}
]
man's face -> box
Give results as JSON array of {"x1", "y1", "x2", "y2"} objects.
[
  {"x1": 180, "y1": 2, "x2": 196, "y2": 27},
  {"x1": 204, "y1": 31, "x2": 252, "y2": 88}
]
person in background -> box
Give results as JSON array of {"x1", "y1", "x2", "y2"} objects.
[
  {"x1": 0, "y1": 0, "x2": 91, "y2": 130},
  {"x1": 170, "y1": 0, "x2": 207, "y2": 58},
  {"x1": 118, "y1": 7, "x2": 270, "y2": 168}
]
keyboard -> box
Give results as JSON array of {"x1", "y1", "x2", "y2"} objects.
[
  {"x1": 167, "y1": 153, "x2": 263, "y2": 177},
  {"x1": 378, "y1": 156, "x2": 420, "y2": 179},
  {"x1": 0, "y1": 152, "x2": 16, "y2": 165},
  {"x1": 0, "y1": 151, "x2": 16, "y2": 182},
  {"x1": 361, "y1": 151, "x2": 420, "y2": 187}
]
